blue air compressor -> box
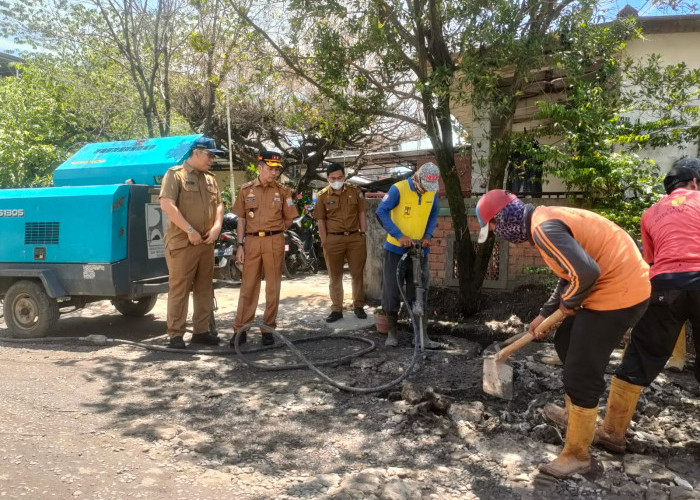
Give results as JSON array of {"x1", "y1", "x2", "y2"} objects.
[{"x1": 0, "y1": 134, "x2": 206, "y2": 338}]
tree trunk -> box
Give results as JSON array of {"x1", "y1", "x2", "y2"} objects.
[
  {"x1": 202, "y1": 47, "x2": 217, "y2": 136},
  {"x1": 469, "y1": 85, "x2": 522, "y2": 292},
  {"x1": 423, "y1": 90, "x2": 479, "y2": 316},
  {"x1": 162, "y1": 50, "x2": 172, "y2": 137}
]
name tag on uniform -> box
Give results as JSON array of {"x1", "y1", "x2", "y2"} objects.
[
  {"x1": 327, "y1": 200, "x2": 337, "y2": 206},
  {"x1": 186, "y1": 180, "x2": 196, "y2": 185},
  {"x1": 274, "y1": 197, "x2": 281, "y2": 202},
  {"x1": 247, "y1": 197, "x2": 256, "y2": 202}
]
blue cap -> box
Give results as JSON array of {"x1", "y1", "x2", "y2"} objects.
[{"x1": 192, "y1": 137, "x2": 224, "y2": 154}]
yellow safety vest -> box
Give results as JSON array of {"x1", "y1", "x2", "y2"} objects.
[{"x1": 386, "y1": 179, "x2": 436, "y2": 246}]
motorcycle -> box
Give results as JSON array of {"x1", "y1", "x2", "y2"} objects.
[
  {"x1": 283, "y1": 210, "x2": 320, "y2": 278},
  {"x1": 214, "y1": 213, "x2": 242, "y2": 282}
]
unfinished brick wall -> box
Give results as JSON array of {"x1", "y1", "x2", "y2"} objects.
[
  {"x1": 427, "y1": 198, "x2": 572, "y2": 289},
  {"x1": 427, "y1": 218, "x2": 452, "y2": 285}
]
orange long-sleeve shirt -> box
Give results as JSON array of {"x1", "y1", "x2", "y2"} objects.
[{"x1": 531, "y1": 206, "x2": 650, "y2": 312}]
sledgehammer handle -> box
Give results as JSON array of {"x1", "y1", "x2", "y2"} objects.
[{"x1": 494, "y1": 310, "x2": 566, "y2": 362}]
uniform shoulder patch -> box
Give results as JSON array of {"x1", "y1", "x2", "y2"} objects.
[
  {"x1": 241, "y1": 180, "x2": 255, "y2": 189},
  {"x1": 318, "y1": 186, "x2": 330, "y2": 197}
]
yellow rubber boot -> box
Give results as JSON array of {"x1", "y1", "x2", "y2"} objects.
[
  {"x1": 665, "y1": 325, "x2": 686, "y2": 372},
  {"x1": 543, "y1": 394, "x2": 571, "y2": 429},
  {"x1": 595, "y1": 376, "x2": 643, "y2": 453},
  {"x1": 539, "y1": 402, "x2": 597, "y2": 478}
]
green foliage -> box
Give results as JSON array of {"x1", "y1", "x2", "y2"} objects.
[
  {"x1": 2, "y1": 0, "x2": 190, "y2": 137},
  {"x1": 524, "y1": 265, "x2": 558, "y2": 288},
  {"x1": 0, "y1": 63, "x2": 66, "y2": 187},
  {"x1": 220, "y1": 185, "x2": 233, "y2": 211},
  {"x1": 529, "y1": 17, "x2": 697, "y2": 236},
  {"x1": 594, "y1": 191, "x2": 662, "y2": 240},
  {"x1": 0, "y1": 53, "x2": 149, "y2": 188},
  {"x1": 621, "y1": 55, "x2": 700, "y2": 148}
]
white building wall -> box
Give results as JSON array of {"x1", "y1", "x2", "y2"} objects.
[{"x1": 621, "y1": 32, "x2": 700, "y2": 173}]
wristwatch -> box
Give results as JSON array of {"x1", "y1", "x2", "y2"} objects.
[
  {"x1": 186, "y1": 226, "x2": 195, "y2": 234},
  {"x1": 237, "y1": 240, "x2": 245, "y2": 246}
]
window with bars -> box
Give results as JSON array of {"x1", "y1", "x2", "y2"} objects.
[{"x1": 445, "y1": 235, "x2": 507, "y2": 288}]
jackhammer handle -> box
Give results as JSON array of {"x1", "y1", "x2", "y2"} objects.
[{"x1": 494, "y1": 309, "x2": 566, "y2": 362}]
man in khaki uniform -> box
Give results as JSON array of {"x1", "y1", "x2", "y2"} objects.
[
  {"x1": 159, "y1": 137, "x2": 224, "y2": 349},
  {"x1": 315, "y1": 162, "x2": 368, "y2": 322},
  {"x1": 231, "y1": 151, "x2": 298, "y2": 346}
]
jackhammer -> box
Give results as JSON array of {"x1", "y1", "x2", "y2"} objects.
[
  {"x1": 408, "y1": 241, "x2": 426, "y2": 352},
  {"x1": 403, "y1": 240, "x2": 447, "y2": 352}
]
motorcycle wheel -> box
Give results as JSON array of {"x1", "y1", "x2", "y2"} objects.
[
  {"x1": 213, "y1": 266, "x2": 225, "y2": 280},
  {"x1": 221, "y1": 259, "x2": 241, "y2": 281},
  {"x1": 283, "y1": 255, "x2": 299, "y2": 279},
  {"x1": 309, "y1": 249, "x2": 319, "y2": 274}
]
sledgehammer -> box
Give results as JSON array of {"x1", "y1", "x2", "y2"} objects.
[{"x1": 482, "y1": 309, "x2": 565, "y2": 400}]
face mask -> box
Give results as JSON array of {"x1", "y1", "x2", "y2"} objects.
[
  {"x1": 492, "y1": 199, "x2": 529, "y2": 244},
  {"x1": 330, "y1": 181, "x2": 344, "y2": 190}
]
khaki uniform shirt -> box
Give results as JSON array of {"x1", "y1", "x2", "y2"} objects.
[
  {"x1": 159, "y1": 161, "x2": 222, "y2": 249},
  {"x1": 315, "y1": 184, "x2": 367, "y2": 233},
  {"x1": 232, "y1": 178, "x2": 298, "y2": 232}
]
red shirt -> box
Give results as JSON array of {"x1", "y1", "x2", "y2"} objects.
[{"x1": 641, "y1": 188, "x2": 700, "y2": 279}]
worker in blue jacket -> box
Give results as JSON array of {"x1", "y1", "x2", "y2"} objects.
[{"x1": 375, "y1": 162, "x2": 445, "y2": 349}]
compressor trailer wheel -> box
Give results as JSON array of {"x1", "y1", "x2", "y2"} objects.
[
  {"x1": 111, "y1": 295, "x2": 159, "y2": 317},
  {"x1": 4, "y1": 280, "x2": 59, "y2": 338}
]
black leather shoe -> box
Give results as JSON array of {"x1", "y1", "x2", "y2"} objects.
[
  {"x1": 354, "y1": 307, "x2": 367, "y2": 319},
  {"x1": 190, "y1": 332, "x2": 220, "y2": 345},
  {"x1": 325, "y1": 311, "x2": 343, "y2": 323},
  {"x1": 168, "y1": 336, "x2": 186, "y2": 349},
  {"x1": 261, "y1": 332, "x2": 274, "y2": 346},
  {"x1": 229, "y1": 331, "x2": 247, "y2": 347}
]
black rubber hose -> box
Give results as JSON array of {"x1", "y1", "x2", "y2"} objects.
[
  {"x1": 231, "y1": 252, "x2": 424, "y2": 394},
  {"x1": 0, "y1": 253, "x2": 425, "y2": 394}
]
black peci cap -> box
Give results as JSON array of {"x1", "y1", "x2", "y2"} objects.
[{"x1": 258, "y1": 150, "x2": 283, "y2": 167}]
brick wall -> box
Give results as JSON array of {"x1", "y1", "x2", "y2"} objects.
[
  {"x1": 364, "y1": 194, "x2": 568, "y2": 300},
  {"x1": 504, "y1": 241, "x2": 549, "y2": 288},
  {"x1": 427, "y1": 218, "x2": 452, "y2": 284},
  {"x1": 427, "y1": 197, "x2": 573, "y2": 289}
]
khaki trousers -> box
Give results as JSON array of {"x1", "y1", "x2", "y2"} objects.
[
  {"x1": 323, "y1": 232, "x2": 366, "y2": 312},
  {"x1": 234, "y1": 232, "x2": 285, "y2": 330},
  {"x1": 165, "y1": 243, "x2": 214, "y2": 338}
]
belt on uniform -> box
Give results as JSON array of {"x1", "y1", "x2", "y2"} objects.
[
  {"x1": 329, "y1": 230, "x2": 361, "y2": 236},
  {"x1": 246, "y1": 230, "x2": 283, "y2": 237}
]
